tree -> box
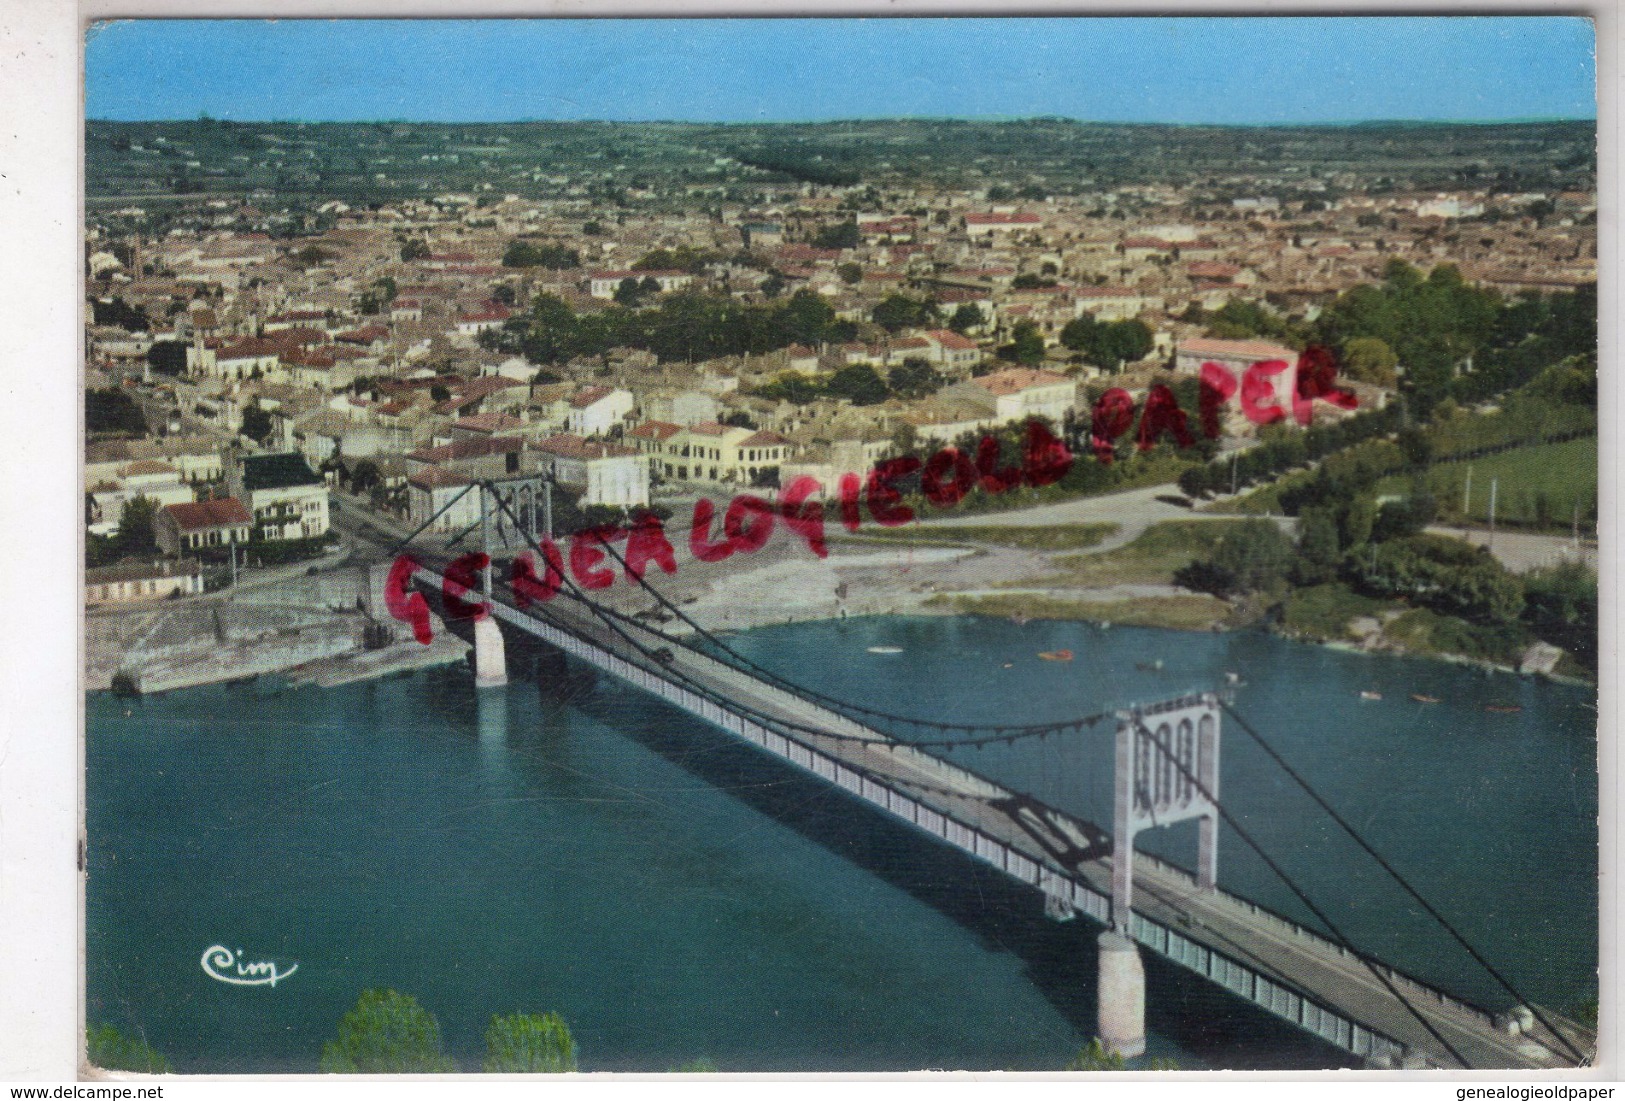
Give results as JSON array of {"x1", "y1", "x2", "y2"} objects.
[
  {"x1": 1341, "y1": 336, "x2": 1399, "y2": 388},
  {"x1": 115, "y1": 496, "x2": 160, "y2": 558},
  {"x1": 351, "y1": 459, "x2": 382, "y2": 493},
  {"x1": 1293, "y1": 507, "x2": 1343, "y2": 585},
  {"x1": 948, "y1": 303, "x2": 984, "y2": 334},
  {"x1": 614, "y1": 277, "x2": 643, "y2": 307},
  {"x1": 399, "y1": 239, "x2": 431, "y2": 262},
  {"x1": 759, "y1": 271, "x2": 787, "y2": 299},
  {"x1": 872, "y1": 294, "x2": 935, "y2": 333},
  {"x1": 1000, "y1": 320, "x2": 1046, "y2": 365},
  {"x1": 1066, "y1": 1039, "x2": 1126, "y2": 1071},
  {"x1": 812, "y1": 221, "x2": 860, "y2": 249},
  {"x1": 86, "y1": 1025, "x2": 171, "y2": 1073},
  {"x1": 86, "y1": 388, "x2": 148, "y2": 436},
  {"x1": 240, "y1": 401, "x2": 273, "y2": 445},
  {"x1": 1210, "y1": 519, "x2": 1295, "y2": 594},
  {"x1": 887, "y1": 357, "x2": 944, "y2": 400},
  {"x1": 837, "y1": 261, "x2": 863, "y2": 285},
  {"x1": 320, "y1": 990, "x2": 460, "y2": 1074},
  {"x1": 483, "y1": 1011, "x2": 577, "y2": 1073},
  {"x1": 147, "y1": 340, "x2": 188, "y2": 377},
  {"x1": 826, "y1": 364, "x2": 889, "y2": 406}
]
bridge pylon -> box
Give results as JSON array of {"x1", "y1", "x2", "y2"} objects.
[{"x1": 1099, "y1": 692, "x2": 1223, "y2": 1059}]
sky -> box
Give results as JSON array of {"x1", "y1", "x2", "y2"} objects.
[{"x1": 84, "y1": 17, "x2": 1596, "y2": 126}]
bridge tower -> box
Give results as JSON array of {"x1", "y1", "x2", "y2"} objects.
[
  {"x1": 473, "y1": 486, "x2": 508, "y2": 688},
  {"x1": 1099, "y1": 692, "x2": 1223, "y2": 1058},
  {"x1": 472, "y1": 474, "x2": 555, "y2": 690}
]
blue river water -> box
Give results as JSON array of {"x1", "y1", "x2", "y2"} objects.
[{"x1": 85, "y1": 616, "x2": 1597, "y2": 1073}]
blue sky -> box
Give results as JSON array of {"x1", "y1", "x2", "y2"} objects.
[{"x1": 85, "y1": 17, "x2": 1596, "y2": 125}]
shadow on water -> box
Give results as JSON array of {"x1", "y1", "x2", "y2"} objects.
[{"x1": 535, "y1": 651, "x2": 1352, "y2": 1071}]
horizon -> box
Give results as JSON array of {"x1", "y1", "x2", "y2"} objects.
[
  {"x1": 85, "y1": 17, "x2": 1597, "y2": 127},
  {"x1": 86, "y1": 115, "x2": 1596, "y2": 128}
]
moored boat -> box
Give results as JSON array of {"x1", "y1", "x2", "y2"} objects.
[{"x1": 1038, "y1": 649, "x2": 1074, "y2": 662}]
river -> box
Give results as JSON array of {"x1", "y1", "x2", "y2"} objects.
[{"x1": 84, "y1": 616, "x2": 1597, "y2": 1073}]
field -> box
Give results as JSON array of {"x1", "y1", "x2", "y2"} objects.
[
  {"x1": 846, "y1": 522, "x2": 1118, "y2": 552},
  {"x1": 1033, "y1": 519, "x2": 1254, "y2": 587},
  {"x1": 1376, "y1": 436, "x2": 1597, "y2": 529}
]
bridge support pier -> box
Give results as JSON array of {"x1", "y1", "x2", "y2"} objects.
[
  {"x1": 474, "y1": 616, "x2": 508, "y2": 688},
  {"x1": 1097, "y1": 930, "x2": 1146, "y2": 1059}
]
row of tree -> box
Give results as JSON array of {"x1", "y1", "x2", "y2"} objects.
[
  {"x1": 479, "y1": 289, "x2": 859, "y2": 366},
  {"x1": 752, "y1": 357, "x2": 945, "y2": 407},
  {"x1": 1201, "y1": 262, "x2": 1596, "y2": 415}
]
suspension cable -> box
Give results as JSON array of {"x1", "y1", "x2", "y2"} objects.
[
  {"x1": 1131, "y1": 714, "x2": 1472, "y2": 1069},
  {"x1": 558, "y1": 506, "x2": 1117, "y2": 740},
  {"x1": 1217, "y1": 698, "x2": 1587, "y2": 1064}
]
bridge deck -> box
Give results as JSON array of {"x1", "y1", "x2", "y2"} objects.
[{"x1": 415, "y1": 565, "x2": 1587, "y2": 1070}]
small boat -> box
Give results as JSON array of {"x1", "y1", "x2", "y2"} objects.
[
  {"x1": 1359, "y1": 690, "x2": 1382, "y2": 701},
  {"x1": 1410, "y1": 693, "x2": 1441, "y2": 704},
  {"x1": 1485, "y1": 703, "x2": 1523, "y2": 714},
  {"x1": 1224, "y1": 671, "x2": 1243, "y2": 685},
  {"x1": 1009, "y1": 613, "x2": 1030, "y2": 626},
  {"x1": 866, "y1": 646, "x2": 904, "y2": 655},
  {"x1": 1038, "y1": 649, "x2": 1074, "y2": 662},
  {"x1": 1135, "y1": 659, "x2": 1164, "y2": 672}
]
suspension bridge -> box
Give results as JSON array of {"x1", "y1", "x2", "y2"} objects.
[{"x1": 372, "y1": 475, "x2": 1593, "y2": 1071}]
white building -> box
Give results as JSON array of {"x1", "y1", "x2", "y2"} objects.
[
  {"x1": 226, "y1": 452, "x2": 331, "y2": 541},
  {"x1": 567, "y1": 386, "x2": 635, "y2": 438},
  {"x1": 533, "y1": 434, "x2": 651, "y2": 508},
  {"x1": 966, "y1": 367, "x2": 1076, "y2": 427}
]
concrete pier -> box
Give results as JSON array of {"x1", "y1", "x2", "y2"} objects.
[
  {"x1": 473, "y1": 615, "x2": 508, "y2": 688},
  {"x1": 1097, "y1": 930, "x2": 1146, "y2": 1059}
]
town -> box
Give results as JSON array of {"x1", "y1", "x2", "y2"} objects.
[{"x1": 83, "y1": 118, "x2": 1597, "y2": 694}]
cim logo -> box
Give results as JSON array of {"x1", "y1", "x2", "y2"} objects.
[{"x1": 200, "y1": 944, "x2": 299, "y2": 988}]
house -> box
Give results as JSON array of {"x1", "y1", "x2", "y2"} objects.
[
  {"x1": 628, "y1": 420, "x2": 684, "y2": 474},
  {"x1": 965, "y1": 367, "x2": 1076, "y2": 427},
  {"x1": 407, "y1": 466, "x2": 481, "y2": 534},
  {"x1": 1174, "y1": 337, "x2": 1303, "y2": 435},
  {"x1": 156, "y1": 498, "x2": 253, "y2": 556},
  {"x1": 198, "y1": 337, "x2": 281, "y2": 382},
  {"x1": 86, "y1": 558, "x2": 203, "y2": 606},
  {"x1": 586, "y1": 270, "x2": 695, "y2": 300},
  {"x1": 659, "y1": 422, "x2": 791, "y2": 486},
  {"x1": 964, "y1": 212, "x2": 1043, "y2": 237},
  {"x1": 567, "y1": 387, "x2": 635, "y2": 437},
  {"x1": 405, "y1": 436, "x2": 528, "y2": 481},
  {"x1": 532, "y1": 434, "x2": 651, "y2": 508},
  {"x1": 921, "y1": 330, "x2": 981, "y2": 374},
  {"x1": 226, "y1": 452, "x2": 331, "y2": 541},
  {"x1": 87, "y1": 460, "x2": 196, "y2": 529}
]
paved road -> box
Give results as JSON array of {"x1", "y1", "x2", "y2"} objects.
[
  {"x1": 1428, "y1": 525, "x2": 1598, "y2": 574},
  {"x1": 914, "y1": 485, "x2": 1294, "y2": 556}
]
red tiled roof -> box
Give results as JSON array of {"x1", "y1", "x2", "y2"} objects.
[
  {"x1": 408, "y1": 467, "x2": 473, "y2": 491},
  {"x1": 630, "y1": 420, "x2": 682, "y2": 440},
  {"x1": 971, "y1": 368, "x2": 1071, "y2": 397},
  {"x1": 965, "y1": 212, "x2": 1041, "y2": 225},
  {"x1": 569, "y1": 386, "x2": 616, "y2": 409},
  {"x1": 406, "y1": 436, "x2": 525, "y2": 464},
  {"x1": 1178, "y1": 337, "x2": 1298, "y2": 361},
  {"x1": 738, "y1": 430, "x2": 790, "y2": 448},
  {"x1": 453, "y1": 412, "x2": 525, "y2": 434},
  {"x1": 162, "y1": 497, "x2": 252, "y2": 531},
  {"x1": 534, "y1": 433, "x2": 639, "y2": 460},
  {"x1": 925, "y1": 330, "x2": 978, "y2": 351},
  {"x1": 217, "y1": 338, "x2": 282, "y2": 360}
]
